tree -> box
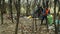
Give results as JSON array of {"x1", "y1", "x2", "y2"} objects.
[
  {"x1": 2, "y1": 0, "x2": 6, "y2": 14},
  {"x1": 26, "y1": 0, "x2": 31, "y2": 16},
  {"x1": 8, "y1": 0, "x2": 14, "y2": 23},
  {"x1": 0, "y1": 0, "x2": 4, "y2": 24},
  {"x1": 15, "y1": 0, "x2": 21, "y2": 34},
  {"x1": 54, "y1": 0, "x2": 58, "y2": 34}
]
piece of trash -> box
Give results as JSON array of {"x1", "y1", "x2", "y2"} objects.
[
  {"x1": 48, "y1": 26, "x2": 54, "y2": 30},
  {"x1": 27, "y1": 16, "x2": 32, "y2": 19}
]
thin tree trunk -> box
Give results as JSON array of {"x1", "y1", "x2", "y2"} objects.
[
  {"x1": 57, "y1": 0, "x2": 60, "y2": 33},
  {"x1": 33, "y1": 0, "x2": 37, "y2": 34},
  {"x1": 8, "y1": 0, "x2": 14, "y2": 23},
  {"x1": 46, "y1": 0, "x2": 49, "y2": 32},
  {"x1": 43, "y1": 0, "x2": 45, "y2": 8},
  {"x1": 15, "y1": 0, "x2": 21, "y2": 34},
  {"x1": 54, "y1": 0, "x2": 57, "y2": 34},
  {"x1": 2, "y1": 0, "x2": 6, "y2": 14},
  {"x1": 1, "y1": 0, "x2": 4, "y2": 24},
  {"x1": 26, "y1": 0, "x2": 30, "y2": 16}
]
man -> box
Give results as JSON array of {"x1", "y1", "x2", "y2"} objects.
[
  {"x1": 41, "y1": 7, "x2": 50, "y2": 25},
  {"x1": 41, "y1": 7, "x2": 46, "y2": 25}
]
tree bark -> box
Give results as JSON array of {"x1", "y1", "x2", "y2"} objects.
[
  {"x1": 54, "y1": 0, "x2": 57, "y2": 34},
  {"x1": 8, "y1": 0, "x2": 14, "y2": 23},
  {"x1": 15, "y1": 0, "x2": 21, "y2": 34}
]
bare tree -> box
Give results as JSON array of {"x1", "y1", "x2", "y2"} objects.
[
  {"x1": 15, "y1": 0, "x2": 21, "y2": 34},
  {"x1": 57, "y1": 0, "x2": 60, "y2": 33},
  {"x1": 26, "y1": 0, "x2": 31, "y2": 16},
  {"x1": 8, "y1": 0, "x2": 14, "y2": 23},
  {"x1": 2, "y1": 0, "x2": 6, "y2": 14},
  {"x1": 0, "y1": 0, "x2": 4, "y2": 24},
  {"x1": 54, "y1": 0, "x2": 58, "y2": 34}
]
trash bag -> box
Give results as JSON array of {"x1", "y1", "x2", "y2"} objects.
[{"x1": 47, "y1": 14, "x2": 53, "y2": 25}]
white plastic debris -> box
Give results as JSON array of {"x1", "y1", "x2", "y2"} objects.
[{"x1": 48, "y1": 26, "x2": 54, "y2": 30}]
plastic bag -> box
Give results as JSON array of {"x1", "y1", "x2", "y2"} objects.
[{"x1": 47, "y1": 14, "x2": 53, "y2": 25}]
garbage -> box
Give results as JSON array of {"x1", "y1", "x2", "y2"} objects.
[
  {"x1": 47, "y1": 14, "x2": 53, "y2": 25},
  {"x1": 48, "y1": 25, "x2": 54, "y2": 30},
  {"x1": 27, "y1": 16, "x2": 32, "y2": 19}
]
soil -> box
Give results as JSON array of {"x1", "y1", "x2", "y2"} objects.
[{"x1": 0, "y1": 14, "x2": 55, "y2": 34}]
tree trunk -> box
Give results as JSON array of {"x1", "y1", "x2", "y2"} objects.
[
  {"x1": 8, "y1": 0, "x2": 14, "y2": 23},
  {"x1": 54, "y1": 0, "x2": 58, "y2": 34},
  {"x1": 15, "y1": 0, "x2": 21, "y2": 34}
]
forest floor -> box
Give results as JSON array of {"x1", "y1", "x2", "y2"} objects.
[{"x1": 0, "y1": 14, "x2": 55, "y2": 34}]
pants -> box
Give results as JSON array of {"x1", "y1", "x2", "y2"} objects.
[{"x1": 41, "y1": 15, "x2": 47, "y2": 24}]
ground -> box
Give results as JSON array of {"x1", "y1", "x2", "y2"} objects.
[{"x1": 0, "y1": 14, "x2": 55, "y2": 34}]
